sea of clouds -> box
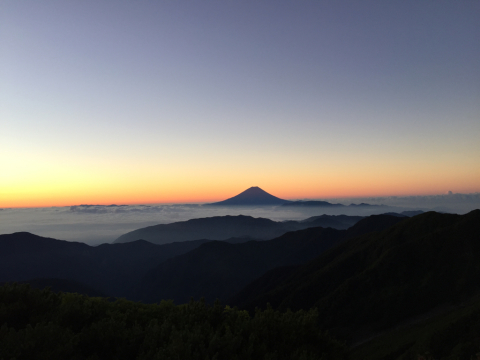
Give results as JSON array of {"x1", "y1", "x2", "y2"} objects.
[{"x1": 1, "y1": 193, "x2": 478, "y2": 245}]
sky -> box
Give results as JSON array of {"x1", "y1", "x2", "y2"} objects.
[{"x1": 1, "y1": 0, "x2": 479, "y2": 208}]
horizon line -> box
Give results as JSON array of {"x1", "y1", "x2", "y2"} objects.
[{"x1": 2, "y1": 190, "x2": 479, "y2": 210}]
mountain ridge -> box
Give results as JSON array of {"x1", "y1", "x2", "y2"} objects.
[
  {"x1": 132, "y1": 214, "x2": 406, "y2": 304},
  {"x1": 232, "y1": 210, "x2": 480, "y2": 343},
  {"x1": 0, "y1": 232, "x2": 211, "y2": 298},
  {"x1": 113, "y1": 214, "x2": 363, "y2": 245}
]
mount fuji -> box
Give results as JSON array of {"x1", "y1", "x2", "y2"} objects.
[{"x1": 207, "y1": 186, "x2": 290, "y2": 206}]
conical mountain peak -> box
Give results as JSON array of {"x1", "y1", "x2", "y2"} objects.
[{"x1": 208, "y1": 187, "x2": 290, "y2": 206}]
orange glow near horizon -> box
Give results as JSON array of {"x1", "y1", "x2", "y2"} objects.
[
  {"x1": 2, "y1": 143, "x2": 479, "y2": 208},
  {"x1": 3, "y1": 179, "x2": 479, "y2": 209}
]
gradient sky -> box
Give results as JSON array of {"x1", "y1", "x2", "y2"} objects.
[{"x1": 1, "y1": 0, "x2": 479, "y2": 208}]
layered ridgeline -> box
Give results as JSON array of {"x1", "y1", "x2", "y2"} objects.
[
  {"x1": 0, "y1": 214, "x2": 400, "y2": 301},
  {"x1": 113, "y1": 214, "x2": 364, "y2": 245},
  {"x1": 231, "y1": 210, "x2": 480, "y2": 347},
  {"x1": 132, "y1": 215, "x2": 405, "y2": 304},
  {"x1": 0, "y1": 233, "x2": 212, "y2": 298},
  {"x1": 282, "y1": 200, "x2": 386, "y2": 208}
]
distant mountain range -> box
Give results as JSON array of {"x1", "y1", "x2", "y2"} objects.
[
  {"x1": 114, "y1": 210, "x2": 423, "y2": 245},
  {"x1": 282, "y1": 200, "x2": 383, "y2": 207},
  {"x1": 113, "y1": 214, "x2": 364, "y2": 245},
  {"x1": 0, "y1": 213, "x2": 409, "y2": 303},
  {"x1": 133, "y1": 214, "x2": 405, "y2": 304},
  {"x1": 0, "y1": 211, "x2": 426, "y2": 302},
  {"x1": 206, "y1": 186, "x2": 387, "y2": 207},
  {"x1": 0, "y1": 233, "x2": 211, "y2": 298}
]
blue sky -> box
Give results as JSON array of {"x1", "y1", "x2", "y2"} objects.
[{"x1": 1, "y1": 0, "x2": 479, "y2": 207}]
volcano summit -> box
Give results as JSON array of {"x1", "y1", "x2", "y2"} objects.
[{"x1": 207, "y1": 187, "x2": 290, "y2": 206}]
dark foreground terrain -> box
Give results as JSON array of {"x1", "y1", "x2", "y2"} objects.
[
  {"x1": 0, "y1": 283, "x2": 346, "y2": 360},
  {"x1": 1, "y1": 210, "x2": 479, "y2": 359}
]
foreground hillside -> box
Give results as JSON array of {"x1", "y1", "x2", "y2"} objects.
[
  {"x1": 237, "y1": 210, "x2": 480, "y2": 344},
  {"x1": 352, "y1": 293, "x2": 480, "y2": 359},
  {"x1": 0, "y1": 283, "x2": 346, "y2": 360},
  {"x1": 3, "y1": 281, "x2": 480, "y2": 359},
  {"x1": 2, "y1": 210, "x2": 480, "y2": 359}
]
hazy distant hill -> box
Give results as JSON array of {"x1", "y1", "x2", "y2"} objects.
[
  {"x1": 133, "y1": 214, "x2": 405, "y2": 304},
  {"x1": 207, "y1": 186, "x2": 290, "y2": 206},
  {"x1": 301, "y1": 214, "x2": 364, "y2": 228},
  {"x1": 113, "y1": 214, "x2": 364, "y2": 245},
  {"x1": 234, "y1": 210, "x2": 480, "y2": 343},
  {"x1": 383, "y1": 210, "x2": 424, "y2": 217},
  {"x1": 352, "y1": 292, "x2": 480, "y2": 360},
  {"x1": 282, "y1": 200, "x2": 344, "y2": 207},
  {"x1": 282, "y1": 200, "x2": 385, "y2": 207}
]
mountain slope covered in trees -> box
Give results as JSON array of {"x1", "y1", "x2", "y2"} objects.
[
  {"x1": 0, "y1": 283, "x2": 347, "y2": 360},
  {"x1": 235, "y1": 210, "x2": 480, "y2": 344}
]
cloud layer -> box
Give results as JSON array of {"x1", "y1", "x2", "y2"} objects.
[{"x1": 1, "y1": 193, "x2": 478, "y2": 245}]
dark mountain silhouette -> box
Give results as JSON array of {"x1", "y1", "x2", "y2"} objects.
[
  {"x1": 301, "y1": 214, "x2": 364, "y2": 227},
  {"x1": 228, "y1": 265, "x2": 302, "y2": 307},
  {"x1": 229, "y1": 214, "x2": 407, "y2": 307},
  {"x1": 282, "y1": 200, "x2": 344, "y2": 207},
  {"x1": 378, "y1": 210, "x2": 425, "y2": 217},
  {"x1": 352, "y1": 292, "x2": 480, "y2": 360},
  {"x1": 113, "y1": 214, "x2": 364, "y2": 245},
  {"x1": 347, "y1": 202, "x2": 382, "y2": 207},
  {"x1": 0, "y1": 213, "x2": 366, "y2": 297},
  {"x1": 114, "y1": 215, "x2": 290, "y2": 244},
  {"x1": 0, "y1": 232, "x2": 211, "y2": 298},
  {"x1": 282, "y1": 200, "x2": 384, "y2": 207},
  {"x1": 133, "y1": 214, "x2": 405, "y2": 304},
  {"x1": 207, "y1": 186, "x2": 290, "y2": 206},
  {"x1": 1, "y1": 211, "x2": 427, "y2": 307},
  {"x1": 340, "y1": 213, "x2": 407, "y2": 239},
  {"x1": 133, "y1": 227, "x2": 344, "y2": 304},
  {"x1": 233, "y1": 210, "x2": 480, "y2": 344},
  {"x1": 400, "y1": 210, "x2": 424, "y2": 216},
  {"x1": 0, "y1": 214, "x2": 365, "y2": 298}
]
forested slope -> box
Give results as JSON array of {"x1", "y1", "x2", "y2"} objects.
[
  {"x1": 0, "y1": 283, "x2": 346, "y2": 360},
  {"x1": 238, "y1": 210, "x2": 480, "y2": 343}
]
